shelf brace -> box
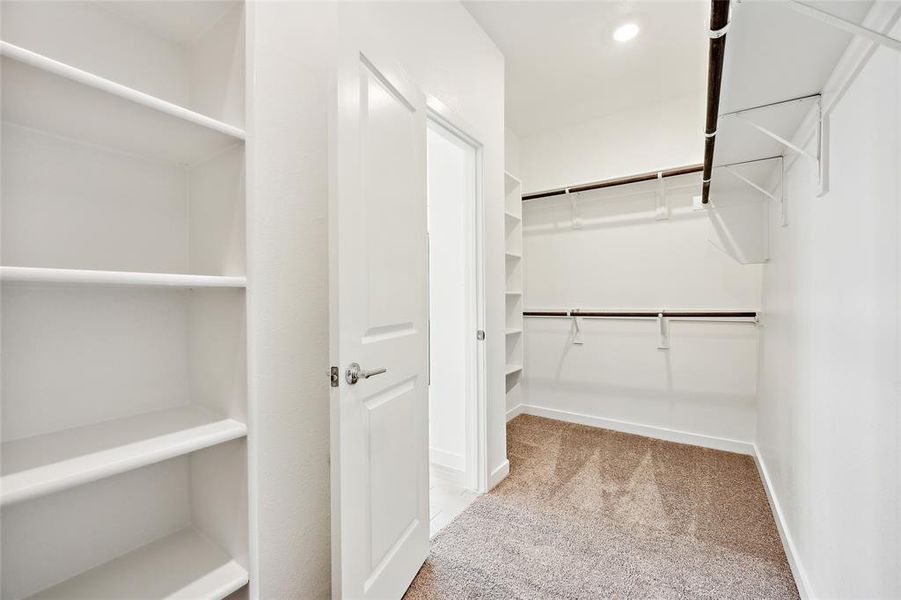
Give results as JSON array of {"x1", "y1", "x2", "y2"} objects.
[
  {"x1": 569, "y1": 191, "x2": 582, "y2": 230},
  {"x1": 571, "y1": 310, "x2": 584, "y2": 345},
  {"x1": 654, "y1": 172, "x2": 669, "y2": 220},
  {"x1": 785, "y1": 1, "x2": 901, "y2": 53},
  {"x1": 657, "y1": 313, "x2": 669, "y2": 350},
  {"x1": 816, "y1": 101, "x2": 829, "y2": 197},
  {"x1": 721, "y1": 165, "x2": 779, "y2": 202},
  {"x1": 781, "y1": 156, "x2": 789, "y2": 227},
  {"x1": 727, "y1": 95, "x2": 825, "y2": 193},
  {"x1": 733, "y1": 113, "x2": 818, "y2": 162}
]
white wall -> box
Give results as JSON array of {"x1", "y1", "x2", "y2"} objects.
[
  {"x1": 756, "y1": 19, "x2": 901, "y2": 599},
  {"x1": 520, "y1": 174, "x2": 762, "y2": 447},
  {"x1": 505, "y1": 125, "x2": 521, "y2": 180},
  {"x1": 518, "y1": 91, "x2": 704, "y2": 193},
  {"x1": 247, "y1": 2, "x2": 505, "y2": 597},
  {"x1": 246, "y1": 3, "x2": 332, "y2": 598},
  {"x1": 515, "y1": 91, "x2": 762, "y2": 449},
  {"x1": 427, "y1": 123, "x2": 470, "y2": 475}
]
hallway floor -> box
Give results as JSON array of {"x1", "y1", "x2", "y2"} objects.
[
  {"x1": 405, "y1": 415, "x2": 798, "y2": 599},
  {"x1": 430, "y1": 472, "x2": 478, "y2": 538}
]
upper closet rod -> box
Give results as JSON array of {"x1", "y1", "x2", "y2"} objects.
[
  {"x1": 701, "y1": 0, "x2": 731, "y2": 204},
  {"x1": 521, "y1": 164, "x2": 703, "y2": 201}
]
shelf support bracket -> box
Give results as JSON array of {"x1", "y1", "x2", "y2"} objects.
[
  {"x1": 785, "y1": 1, "x2": 901, "y2": 53},
  {"x1": 725, "y1": 95, "x2": 825, "y2": 196},
  {"x1": 733, "y1": 113, "x2": 818, "y2": 162},
  {"x1": 721, "y1": 165, "x2": 779, "y2": 202}
]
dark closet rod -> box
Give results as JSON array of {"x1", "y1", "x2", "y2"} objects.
[
  {"x1": 521, "y1": 164, "x2": 703, "y2": 202},
  {"x1": 524, "y1": 309, "x2": 758, "y2": 319},
  {"x1": 701, "y1": 0, "x2": 731, "y2": 204}
]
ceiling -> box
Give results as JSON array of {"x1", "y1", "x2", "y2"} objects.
[
  {"x1": 463, "y1": 1, "x2": 709, "y2": 137},
  {"x1": 98, "y1": 1, "x2": 239, "y2": 46}
]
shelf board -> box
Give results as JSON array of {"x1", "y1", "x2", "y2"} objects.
[
  {"x1": 1, "y1": 405, "x2": 247, "y2": 506},
  {"x1": 0, "y1": 266, "x2": 247, "y2": 289},
  {"x1": 505, "y1": 328, "x2": 523, "y2": 336},
  {"x1": 505, "y1": 290, "x2": 523, "y2": 296},
  {"x1": 505, "y1": 364, "x2": 523, "y2": 376},
  {"x1": 28, "y1": 527, "x2": 248, "y2": 600},
  {"x1": 505, "y1": 211, "x2": 522, "y2": 223},
  {"x1": 0, "y1": 42, "x2": 245, "y2": 165},
  {"x1": 504, "y1": 171, "x2": 523, "y2": 196},
  {"x1": 505, "y1": 252, "x2": 522, "y2": 260}
]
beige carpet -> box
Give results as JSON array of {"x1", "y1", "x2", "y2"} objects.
[{"x1": 404, "y1": 415, "x2": 798, "y2": 599}]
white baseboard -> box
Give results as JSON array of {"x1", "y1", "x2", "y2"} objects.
[
  {"x1": 430, "y1": 461, "x2": 466, "y2": 486},
  {"x1": 488, "y1": 459, "x2": 509, "y2": 490},
  {"x1": 517, "y1": 404, "x2": 755, "y2": 455},
  {"x1": 429, "y1": 447, "x2": 465, "y2": 472},
  {"x1": 752, "y1": 444, "x2": 813, "y2": 600},
  {"x1": 506, "y1": 403, "x2": 525, "y2": 422}
]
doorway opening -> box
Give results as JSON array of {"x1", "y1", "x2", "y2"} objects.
[{"x1": 425, "y1": 115, "x2": 485, "y2": 537}]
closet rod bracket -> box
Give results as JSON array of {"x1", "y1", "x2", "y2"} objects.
[
  {"x1": 655, "y1": 172, "x2": 670, "y2": 220},
  {"x1": 657, "y1": 313, "x2": 670, "y2": 350}
]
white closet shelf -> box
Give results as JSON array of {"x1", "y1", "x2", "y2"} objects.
[
  {"x1": 504, "y1": 171, "x2": 523, "y2": 195},
  {"x1": 506, "y1": 290, "x2": 523, "y2": 296},
  {"x1": 710, "y1": 1, "x2": 883, "y2": 193},
  {"x1": 0, "y1": 266, "x2": 247, "y2": 289},
  {"x1": 505, "y1": 252, "x2": 522, "y2": 260},
  {"x1": 506, "y1": 328, "x2": 523, "y2": 336},
  {"x1": 505, "y1": 364, "x2": 523, "y2": 376},
  {"x1": 28, "y1": 527, "x2": 248, "y2": 600},
  {"x1": 505, "y1": 211, "x2": 522, "y2": 223},
  {"x1": 1, "y1": 405, "x2": 247, "y2": 506},
  {"x1": 0, "y1": 41, "x2": 245, "y2": 165}
]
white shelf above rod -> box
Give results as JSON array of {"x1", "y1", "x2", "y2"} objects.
[{"x1": 0, "y1": 41, "x2": 246, "y2": 140}]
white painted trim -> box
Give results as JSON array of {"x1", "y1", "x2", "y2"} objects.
[
  {"x1": 752, "y1": 444, "x2": 814, "y2": 600},
  {"x1": 517, "y1": 404, "x2": 755, "y2": 455},
  {"x1": 506, "y1": 403, "x2": 525, "y2": 422},
  {"x1": 430, "y1": 462, "x2": 466, "y2": 487},
  {"x1": 487, "y1": 459, "x2": 509, "y2": 490},
  {"x1": 425, "y1": 106, "x2": 489, "y2": 495},
  {"x1": 429, "y1": 447, "x2": 465, "y2": 473}
]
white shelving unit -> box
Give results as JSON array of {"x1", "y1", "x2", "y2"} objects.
[
  {"x1": 504, "y1": 172, "x2": 524, "y2": 414},
  {"x1": 1, "y1": 2, "x2": 249, "y2": 599}
]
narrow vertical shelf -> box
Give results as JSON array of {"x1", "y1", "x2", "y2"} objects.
[{"x1": 504, "y1": 172, "x2": 525, "y2": 416}]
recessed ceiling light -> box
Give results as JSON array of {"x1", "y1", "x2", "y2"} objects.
[{"x1": 613, "y1": 23, "x2": 640, "y2": 42}]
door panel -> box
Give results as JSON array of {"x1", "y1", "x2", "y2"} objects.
[{"x1": 331, "y1": 27, "x2": 429, "y2": 600}]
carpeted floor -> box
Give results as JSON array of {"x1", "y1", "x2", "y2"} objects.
[{"x1": 404, "y1": 415, "x2": 798, "y2": 599}]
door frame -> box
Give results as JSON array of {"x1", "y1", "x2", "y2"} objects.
[{"x1": 425, "y1": 98, "x2": 489, "y2": 493}]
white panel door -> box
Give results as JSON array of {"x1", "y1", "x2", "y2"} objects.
[{"x1": 329, "y1": 29, "x2": 430, "y2": 600}]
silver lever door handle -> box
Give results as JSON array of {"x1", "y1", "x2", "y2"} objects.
[{"x1": 345, "y1": 363, "x2": 387, "y2": 385}]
